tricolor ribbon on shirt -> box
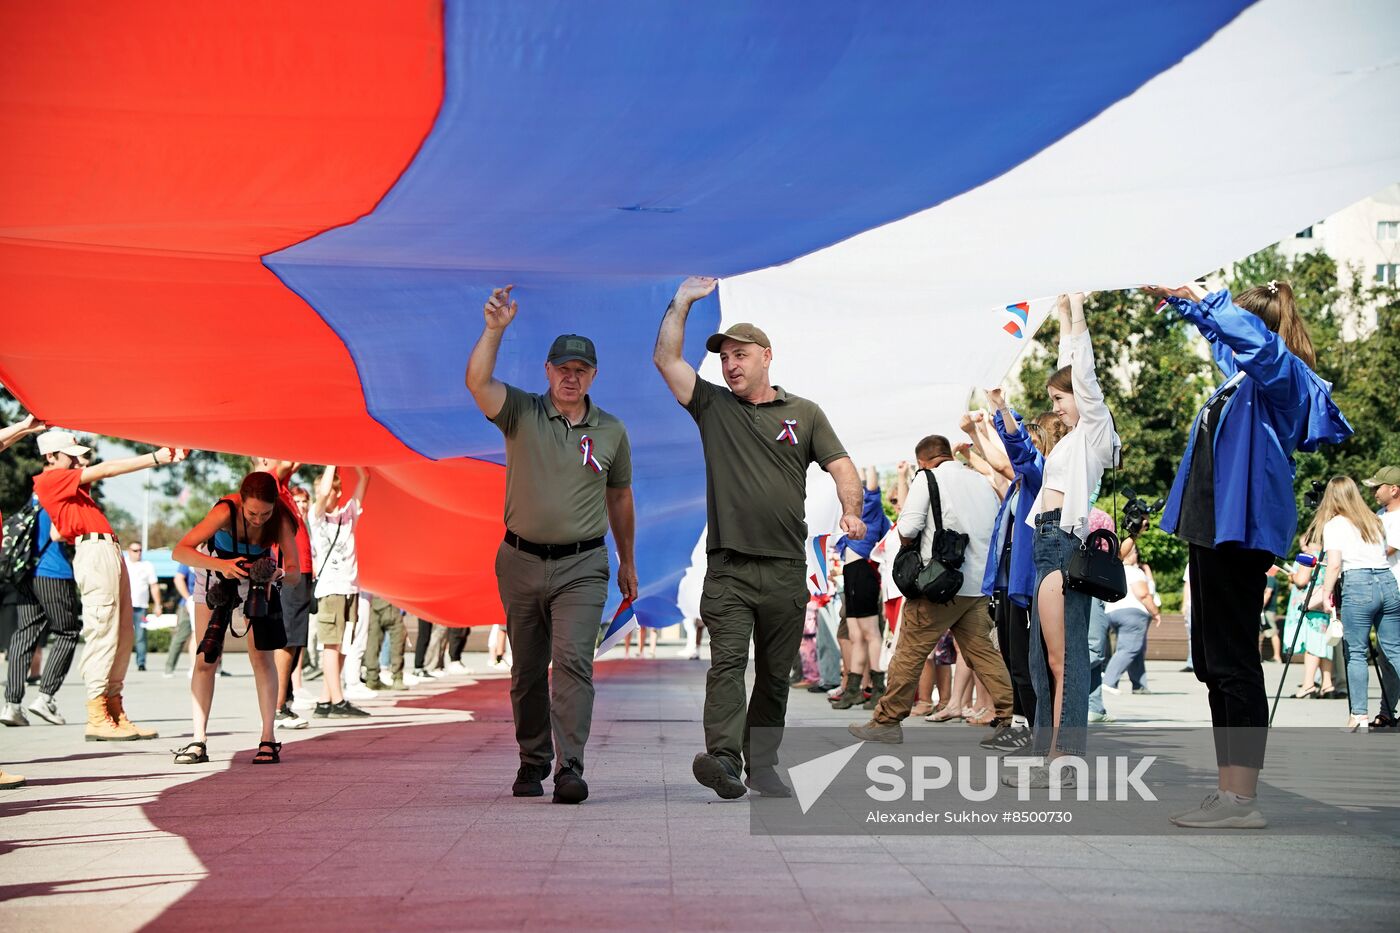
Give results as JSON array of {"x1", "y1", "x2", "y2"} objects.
[
  {"x1": 594, "y1": 597, "x2": 638, "y2": 658},
  {"x1": 579, "y1": 435, "x2": 603, "y2": 473},
  {"x1": 775, "y1": 419, "x2": 799, "y2": 446}
]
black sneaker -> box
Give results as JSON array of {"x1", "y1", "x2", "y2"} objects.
[
  {"x1": 313, "y1": 702, "x2": 332, "y2": 718},
  {"x1": 513, "y1": 763, "x2": 549, "y2": 797},
  {"x1": 744, "y1": 766, "x2": 792, "y2": 798},
  {"x1": 327, "y1": 700, "x2": 370, "y2": 718},
  {"x1": 692, "y1": 752, "x2": 747, "y2": 800},
  {"x1": 553, "y1": 760, "x2": 589, "y2": 804},
  {"x1": 981, "y1": 722, "x2": 1031, "y2": 752}
]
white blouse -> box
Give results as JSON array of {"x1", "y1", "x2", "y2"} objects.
[{"x1": 1026, "y1": 328, "x2": 1119, "y2": 539}]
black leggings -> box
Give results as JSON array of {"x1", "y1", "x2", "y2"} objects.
[
  {"x1": 414, "y1": 618, "x2": 433, "y2": 669},
  {"x1": 1188, "y1": 543, "x2": 1273, "y2": 770},
  {"x1": 994, "y1": 595, "x2": 1037, "y2": 725}
]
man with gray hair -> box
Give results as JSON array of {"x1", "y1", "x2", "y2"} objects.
[{"x1": 467, "y1": 285, "x2": 637, "y2": 805}]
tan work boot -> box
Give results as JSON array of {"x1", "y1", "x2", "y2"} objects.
[
  {"x1": 107, "y1": 695, "x2": 157, "y2": 740},
  {"x1": 86, "y1": 697, "x2": 137, "y2": 742}
]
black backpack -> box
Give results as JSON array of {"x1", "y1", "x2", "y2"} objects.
[
  {"x1": 892, "y1": 469, "x2": 969, "y2": 605},
  {"x1": 0, "y1": 501, "x2": 52, "y2": 591}
]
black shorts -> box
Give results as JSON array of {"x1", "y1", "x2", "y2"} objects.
[
  {"x1": 842, "y1": 558, "x2": 881, "y2": 618},
  {"x1": 279, "y1": 576, "x2": 313, "y2": 648}
]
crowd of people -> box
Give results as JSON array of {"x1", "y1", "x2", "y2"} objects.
[
  {"x1": 3, "y1": 277, "x2": 1395, "y2": 832},
  {"x1": 0, "y1": 421, "x2": 510, "y2": 785}
]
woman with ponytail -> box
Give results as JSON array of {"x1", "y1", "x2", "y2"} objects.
[{"x1": 1144, "y1": 280, "x2": 1352, "y2": 829}]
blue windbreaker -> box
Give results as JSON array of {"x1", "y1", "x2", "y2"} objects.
[{"x1": 1159, "y1": 290, "x2": 1352, "y2": 557}]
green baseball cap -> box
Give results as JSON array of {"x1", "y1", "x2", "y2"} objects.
[
  {"x1": 547, "y1": 334, "x2": 597, "y2": 367},
  {"x1": 705, "y1": 322, "x2": 771, "y2": 354},
  {"x1": 1363, "y1": 466, "x2": 1400, "y2": 487}
]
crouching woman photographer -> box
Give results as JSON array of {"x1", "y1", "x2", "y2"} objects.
[
  {"x1": 171, "y1": 472, "x2": 301, "y2": 765},
  {"x1": 1146, "y1": 280, "x2": 1351, "y2": 829}
]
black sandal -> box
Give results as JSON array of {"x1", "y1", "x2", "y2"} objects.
[
  {"x1": 173, "y1": 742, "x2": 208, "y2": 765},
  {"x1": 251, "y1": 741, "x2": 282, "y2": 765}
]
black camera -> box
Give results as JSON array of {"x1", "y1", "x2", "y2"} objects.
[
  {"x1": 242, "y1": 556, "x2": 279, "y2": 619},
  {"x1": 1302, "y1": 479, "x2": 1326, "y2": 510},
  {"x1": 1120, "y1": 486, "x2": 1165, "y2": 539}
]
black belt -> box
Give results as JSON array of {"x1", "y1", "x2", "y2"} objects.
[
  {"x1": 1034, "y1": 509, "x2": 1063, "y2": 525},
  {"x1": 75, "y1": 533, "x2": 118, "y2": 544},
  {"x1": 504, "y1": 531, "x2": 605, "y2": 560}
]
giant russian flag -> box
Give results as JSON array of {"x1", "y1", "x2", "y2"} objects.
[{"x1": 2, "y1": 1, "x2": 1397, "y2": 626}]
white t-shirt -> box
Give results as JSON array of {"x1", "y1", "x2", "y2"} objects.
[
  {"x1": 125, "y1": 557, "x2": 159, "y2": 608},
  {"x1": 1322, "y1": 516, "x2": 1389, "y2": 572},
  {"x1": 1107, "y1": 564, "x2": 1149, "y2": 616},
  {"x1": 896, "y1": 461, "x2": 998, "y2": 598},
  {"x1": 310, "y1": 499, "x2": 361, "y2": 598},
  {"x1": 1381, "y1": 509, "x2": 1400, "y2": 589}
]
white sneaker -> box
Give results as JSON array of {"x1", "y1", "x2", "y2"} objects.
[
  {"x1": 1101, "y1": 683, "x2": 1121, "y2": 695},
  {"x1": 275, "y1": 707, "x2": 309, "y2": 730},
  {"x1": 27, "y1": 694, "x2": 65, "y2": 725},
  {"x1": 428, "y1": 668, "x2": 449, "y2": 678},
  {"x1": 402, "y1": 671, "x2": 421, "y2": 686},
  {"x1": 683, "y1": 647, "x2": 700, "y2": 660},
  {"x1": 446, "y1": 660, "x2": 467, "y2": 675},
  {"x1": 1, "y1": 703, "x2": 29, "y2": 727},
  {"x1": 1170, "y1": 790, "x2": 1267, "y2": 829},
  {"x1": 488, "y1": 659, "x2": 508, "y2": 671},
  {"x1": 343, "y1": 682, "x2": 376, "y2": 700},
  {"x1": 291, "y1": 695, "x2": 317, "y2": 711}
]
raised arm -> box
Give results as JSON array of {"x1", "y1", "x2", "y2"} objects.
[
  {"x1": 605, "y1": 486, "x2": 637, "y2": 601},
  {"x1": 653, "y1": 276, "x2": 716, "y2": 406},
  {"x1": 1150, "y1": 287, "x2": 1309, "y2": 410},
  {"x1": 315, "y1": 465, "x2": 338, "y2": 516},
  {"x1": 465, "y1": 285, "x2": 517, "y2": 420},
  {"x1": 351, "y1": 467, "x2": 370, "y2": 506},
  {"x1": 0, "y1": 414, "x2": 46, "y2": 453},
  {"x1": 974, "y1": 410, "x2": 1014, "y2": 482},
  {"x1": 826, "y1": 456, "x2": 867, "y2": 541},
  {"x1": 80, "y1": 447, "x2": 187, "y2": 486}
]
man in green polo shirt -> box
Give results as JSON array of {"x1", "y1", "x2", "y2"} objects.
[
  {"x1": 466, "y1": 284, "x2": 638, "y2": 805},
  {"x1": 654, "y1": 275, "x2": 866, "y2": 800}
]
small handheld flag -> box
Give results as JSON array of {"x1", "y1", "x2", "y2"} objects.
[{"x1": 595, "y1": 597, "x2": 638, "y2": 658}]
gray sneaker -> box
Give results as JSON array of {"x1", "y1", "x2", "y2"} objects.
[
  {"x1": 1, "y1": 703, "x2": 29, "y2": 727},
  {"x1": 27, "y1": 694, "x2": 65, "y2": 725},
  {"x1": 1001, "y1": 762, "x2": 1077, "y2": 790},
  {"x1": 1170, "y1": 790, "x2": 1267, "y2": 829},
  {"x1": 693, "y1": 753, "x2": 747, "y2": 800},
  {"x1": 848, "y1": 719, "x2": 903, "y2": 744},
  {"x1": 981, "y1": 723, "x2": 1031, "y2": 752}
]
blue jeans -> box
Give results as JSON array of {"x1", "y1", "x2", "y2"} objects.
[
  {"x1": 132, "y1": 604, "x2": 147, "y2": 668},
  {"x1": 1339, "y1": 568, "x2": 1400, "y2": 717},
  {"x1": 1087, "y1": 599, "x2": 1108, "y2": 715},
  {"x1": 1104, "y1": 608, "x2": 1151, "y2": 690},
  {"x1": 1028, "y1": 515, "x2": 1091, "y2": 757}
]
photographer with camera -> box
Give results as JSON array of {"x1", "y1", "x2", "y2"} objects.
[
  {"x1": 1145, "y1": 280, "x2": 1351, "y2": 829},
  {"x1": 171, "y1": 471, "x2": 301, "y2": 765}
]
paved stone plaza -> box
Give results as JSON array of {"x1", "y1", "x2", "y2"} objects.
[{"x1": 2, "y1": 651, "x2": 1397, "y2": 932}]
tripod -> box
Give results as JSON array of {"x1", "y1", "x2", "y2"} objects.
[{"x1": 1269, "y1": 557, "x2": 1322, "y2": 725}]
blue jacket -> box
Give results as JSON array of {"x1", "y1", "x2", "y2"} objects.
[
  {"x1": 981, "y1": 409, "x2": 1042, "y2": 608},
  {"x1": 1160, "y1": 290, "x2": 1352, "y2": 557},
  {"x1": 836, "y1": 486, "x2": 891, "y2": 561}
]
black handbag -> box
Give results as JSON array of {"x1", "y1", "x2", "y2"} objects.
[
  {"x1": 1063, "y1": 457, "x2": 1127, "y2": 602},
  {"x1": 892, "y1": 469, "x2": 968, "y2": 605}
]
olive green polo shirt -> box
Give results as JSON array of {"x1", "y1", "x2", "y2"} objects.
[
  {"x1": 685, "y1": 377, "x2": 847, "y2": 560},
  {"x1": 490, "y1": 384, "x2": 632, "y2": 545}
]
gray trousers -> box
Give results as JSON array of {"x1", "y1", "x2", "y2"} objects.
[{"x1": 495, "y1": 541, "x2": 609, "y2": 774}]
